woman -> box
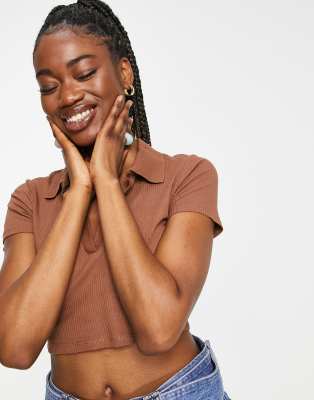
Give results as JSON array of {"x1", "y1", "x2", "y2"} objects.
[{"x1": 0, "y1": 1, "x2": 231, "y2": 399}]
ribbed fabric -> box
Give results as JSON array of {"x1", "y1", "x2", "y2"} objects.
[{"x1": 2, "y1": 138, "x2": 223, "y2": 355}]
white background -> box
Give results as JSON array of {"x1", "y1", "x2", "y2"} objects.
[{"x1": 0, "y1": 1, "x2": 313, "y2": 399}]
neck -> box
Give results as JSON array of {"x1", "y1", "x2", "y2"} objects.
[
  {"x1": 77, "y1": 137, "x2": 138, "y2": 177},
  {"x1": 78, "y1": 142, "x2": 94, "y2": 161}
]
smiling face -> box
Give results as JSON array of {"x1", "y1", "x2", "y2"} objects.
[{"x1": 33, "y1": 27, "x2": 134, "y2": 148}]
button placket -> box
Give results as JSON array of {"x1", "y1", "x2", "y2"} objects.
[
  {"x1": 82, "y1": 199, "x2": 102, "y2": 253},
  {"x1": 81, "y1": 174, "x2": 136, "y2": 254}
]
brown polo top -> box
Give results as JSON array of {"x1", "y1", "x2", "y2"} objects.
[{"x1": 2, "y1": 138, "x2": 223, "y2": 354}]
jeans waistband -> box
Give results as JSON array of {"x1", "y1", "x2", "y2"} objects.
[
  {"x1": 129, "y1": 335, "x2": 218, "y2": 400},
  {"x1": 46, "y1": 334, "x2": 218, "y2": 400}
]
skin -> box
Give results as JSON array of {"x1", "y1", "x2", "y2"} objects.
[
  {"x1": 33, "y1": 28, "x2": 138, "y2": 188},
  {"x1": 0, "y1": 27, "x2": 216, "y2": 400}
]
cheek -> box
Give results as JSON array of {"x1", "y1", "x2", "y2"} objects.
[
  {"x1": 91, "y1": 83, "x2": 120, "y2": 121},
  {"x1": 93, "y1": 69, "x2": 121, "y2": 100},
  {"x1": 40, "y1": 97, "x2": 48, "y2": 113},
  {"x1": 40, "y1": 96, "x2": 54, "y2": 116}
]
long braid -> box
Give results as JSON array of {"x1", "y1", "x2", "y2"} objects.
[{"x1": 33, "y1": 0, "x2": 152, "y2": 145}]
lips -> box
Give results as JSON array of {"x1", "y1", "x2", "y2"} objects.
[
  {"x1": 63, "y1": 107, "x2": 97, "y2": 133},
  {"x1": 60, "y1": 104, "x2": 97, "y2": 133},
  {"x1": 60, "y1": 103, "x2": 97, "y2": 120}
]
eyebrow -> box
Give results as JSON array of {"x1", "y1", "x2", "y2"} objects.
[{"x1": 36, "y1": 54, "x2": 97, "y2": 79}]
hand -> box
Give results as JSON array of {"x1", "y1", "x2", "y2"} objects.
[
  {"x1": 47, "y1": 117, "x2": 93, "y2": 194},
  {"x1": 89, "y1": 94, "x2": 134, "y2": 183}
]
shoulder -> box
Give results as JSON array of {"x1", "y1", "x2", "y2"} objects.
[
  {"x1": 159, "y1": 149, "x2": 223, "y2": 238},
  {"x1": 160, "y1": 148, "x2": 219, "y2": 185},
  {"x1": 8, "y1": 168, "x2": 65, "y2": 200},
  {"x1": 31, "y1": 168, "x2": 64, "y2": 187}
]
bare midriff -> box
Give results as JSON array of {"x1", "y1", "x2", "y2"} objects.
[{"x1": 51, "y1": 330, "x2": 200, "y2": 400}]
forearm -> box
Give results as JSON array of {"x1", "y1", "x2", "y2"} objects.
[
  {"x1": 0, "y1": 187, "x2": 91, "y2": 362},
  {"x1": 95, "y1": 178, "x2": 180, "y2": 349}
]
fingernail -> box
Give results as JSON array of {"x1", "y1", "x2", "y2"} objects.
[{"x1": 117, "y1": 95, "x2": 124, "y2": 104}]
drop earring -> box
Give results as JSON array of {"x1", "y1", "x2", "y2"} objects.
[{"x1": 123, "y1": 85, "x2": 135, "y2": 146}]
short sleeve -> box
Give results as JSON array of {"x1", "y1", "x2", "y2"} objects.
[
  {"x1": 2, "y1": 179, "x2": 33, "y2": 245},
  {"x1": 168, "y1": 156, "x2": 223, "y2": 238}
]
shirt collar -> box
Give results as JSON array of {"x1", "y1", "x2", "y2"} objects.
[{"x1": 43, "y1": 138, "x2": 165, "y2": 199}]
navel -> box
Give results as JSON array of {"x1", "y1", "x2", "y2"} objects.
[{"x1": 104, "y1": 385, "x2": 113, "y2": 397}]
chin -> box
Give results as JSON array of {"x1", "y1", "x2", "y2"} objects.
[{"x1": 69, "y1": 122, "x2": 103, "y2": 147}]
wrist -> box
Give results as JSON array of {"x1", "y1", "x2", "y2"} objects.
[
  {"x1": 68, "y1": 184, "x2": 94, "y2": 201},
  {"x1": 94, "y1": 173, "x2": 120, "y2": 188}
]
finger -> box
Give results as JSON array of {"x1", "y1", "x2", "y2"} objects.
[
  {"x1": 114, "y1": 94, "x2": 126, "y2": 117},
  {"x1": 127, "y1": 116, "x2": 134, "y2": 132},
  {"x1": 46, "y1": 117, "x2": 71, "y2": 149},
  {"x1": 113, "y1": 100, "x2": 133, "y2": 137},
  {"x1": 123, "y1": 117, "x2": 134, "y2": 138},
  {"x1": 47, "y1": 116, "x2": 63, "y2": 141},
  {"x1": 99, "y1": 94, "x2": 126, "y2": 137}
]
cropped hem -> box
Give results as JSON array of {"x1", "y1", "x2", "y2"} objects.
[{"x1": 48, "y1": 334, "x2": 135, "y2": 354}]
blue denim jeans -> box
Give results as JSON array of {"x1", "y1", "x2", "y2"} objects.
[{"x1": 45, "y1": 334, "x2": 232, "y2": 400}]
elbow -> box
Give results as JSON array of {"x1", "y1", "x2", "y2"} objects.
[
  {"x1": 135, "y1": 308, "x2": 183, "y2": 355},
  {"x1": 0, "y1": 341, "x2": 37, "y2": 370},
  {"x1": 136, "y1": 329, "x2": 177, "y2": 356},
  {"x1": 0, "y1": 351, "x2": 35, "y2": 370}
]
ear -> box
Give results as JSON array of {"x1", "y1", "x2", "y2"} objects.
[{"x1": 117, "y1": 57, "x2": 134, "y2": 90}]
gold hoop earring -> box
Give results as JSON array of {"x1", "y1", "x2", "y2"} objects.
[{"x1": 124, "y1": 85, "x2": 135, "y2": 96}]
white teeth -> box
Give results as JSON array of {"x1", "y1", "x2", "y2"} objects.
[{"x1": 66, "y1": 108, "x2": 93, "y2": 123}]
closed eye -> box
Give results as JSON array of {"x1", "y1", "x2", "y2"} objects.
[
  {"x1": 77, "y1": 69, "x2": 97, "y2": 81},
  {"x1": 39, "y1": 69, "x2": 97, "y2": 95}
]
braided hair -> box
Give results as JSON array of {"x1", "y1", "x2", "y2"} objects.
[{"x1": 33, "y1": 0, "x2": 151, "y2": 145}]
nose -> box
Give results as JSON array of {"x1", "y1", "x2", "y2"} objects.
[{"x1": 58, "y1": 80, "x2": 84, "y2": 108}]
